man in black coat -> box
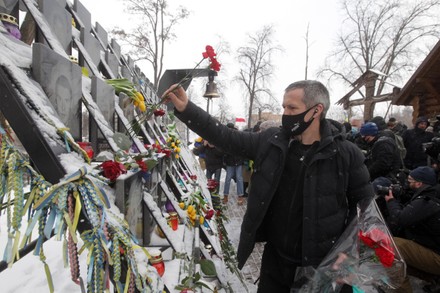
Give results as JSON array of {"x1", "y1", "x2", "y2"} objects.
[
  {"x1": 402, "y1": 116, "x2": 434, "y2": 170},
  {"x1": 359, "y1": 122, "x2": 402, "y2": 181},
  {"x1": 385, "y1": 166, "x2": 440, "y2": 292},
  {"x1": 164, "y1": 80, "x2": 374, "y2": 292},
  {"x1": 193, "y1": 140, "x2": 224, "y2": 184}
]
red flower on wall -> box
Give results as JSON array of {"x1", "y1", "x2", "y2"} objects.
[
  {"x1": 204, "y1": 209, "x2": 215, "y2": 220},
  {"x1": 153, "y1": 108, "x2": 166, "y2": 117},
  {"x1": 136, "y1": 159, "x2": 148, "y2": 172},
  {"x1": 100, "y1": 160, "x2": 127, "y2": 181}
]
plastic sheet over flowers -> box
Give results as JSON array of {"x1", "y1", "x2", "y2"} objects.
[{"x1": 297, "y1": 199, "x2": 406, "y2": 293}]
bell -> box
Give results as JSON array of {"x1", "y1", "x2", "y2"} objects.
[
  {"x1": 203, "y1": 81, "x2": 220, "y2": 98},
  {"x1": 203, "y1": 73, "x2": 220, "y2": 98}
]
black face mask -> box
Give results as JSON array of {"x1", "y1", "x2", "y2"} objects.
[{"x1": 282, "y1": 106, "x2": 317, "y2": 137}]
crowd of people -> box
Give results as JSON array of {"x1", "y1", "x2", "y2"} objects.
[
  {"x1": 163, "y1": 80, "x2": 440, "y2": 293},
  {"x1": 192, "y1": 121, "x2": 281, "y2": 205}
]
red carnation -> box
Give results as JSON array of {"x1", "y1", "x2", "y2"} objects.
[
  {"x1": 136, "y1": 159, "x2": 148, "y2": 172},
  {"x1": 153, "y1": 108, "x2": 166, "y2": 117},
  {"x1": 205, "y1": 209, "x2": 215, "y2": 220},
  {"x1": 359, "y1": 228, "x2": 395, "y2": 267},
  {"x1": 162, "y1": 149, "x2": 171, "y2": 158},
  {"x1": 207, "y1": 179, "x2": 219, "y2": 191},
  {"x1": 100, "y1": 160, "x2": 127, "y2": 181},
  {"x1": 209, "y1": 57, "x2": 221, "y2": 72},
  {"x1": 202, "y1": 45, "x2": 216, "y2": 59}
]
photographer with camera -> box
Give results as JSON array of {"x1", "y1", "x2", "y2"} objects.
[
  {"x1": 423, "y1": 136, "x2": 440, "y2": 171},
  {"x1": 384, "y1": 166, "x2": 440, "y2": 293}
]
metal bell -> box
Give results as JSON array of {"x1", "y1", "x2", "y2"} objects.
[{"x1": 203, "y1": 73, "x2": 220, "y2": 98}]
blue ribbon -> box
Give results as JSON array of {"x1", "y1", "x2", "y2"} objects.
[
  {"x1": 44, "y1": 208, "x2": 57, "y2": 239},
  {"x1": 64, "y1": 132, "x2": 71, "y2": 153}
]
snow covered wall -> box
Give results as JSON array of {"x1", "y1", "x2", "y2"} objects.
[{"x1": 0, "y1": 0, "x2": 247, "y2": 292}]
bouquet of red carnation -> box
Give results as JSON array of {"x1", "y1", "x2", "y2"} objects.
[
  {"x1": 298, "y1": 198, "x2": 406, "y2": 293},
  {"x1": 100, "y1": 160, "x2": 127, "y2": 181}
]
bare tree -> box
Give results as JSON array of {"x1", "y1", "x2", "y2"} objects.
[
  {"x1": 213, "y1": 102, "x2": 234, "y2": 125},
  {"x1": 319, "y1": 0, "x2": 440, "y2": 120},
  {"x1": 304, "y1": 23, "x2": 311, "y2": 80},
  {"x1": 236, "y1": 25, "x2": 281, "y2": 129},
  {"x1": 112, "y1": 0, "x2": 189, "y2": 90}
]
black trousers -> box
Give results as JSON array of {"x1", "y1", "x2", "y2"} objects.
[{"x1": 257, "y1": 243, "x2": 353, "y2": 293}]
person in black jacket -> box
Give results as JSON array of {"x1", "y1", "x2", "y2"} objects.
[
  {"x1": 192, "y1": 140, "x2": 224, "y2": 186},
  {"x1": 402, "y1": 116, "x2": 434, "y2": 170},
  {"x1": 222, "y1": 123, "x2": 245, "y2": 204},
  {"x1": 359, "y1": 122, "x2": 402, "y2": 181},
  {"x1": 163, "y1": 80, "x2": 374, "y2": 293},
  {"x1": 385, "y1": 166, "x2": 440, "y2": 293}
]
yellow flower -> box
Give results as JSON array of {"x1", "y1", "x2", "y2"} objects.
[
  {"x1": 199, "y1": 216, "x2": 205, "y2": 225},
  {"x1": 175, "y1": 154, "x2": 180, "y2": 159},
  {"x1": 179, "y1": 202, "x2": 185, "y2": 209},
  {"x1": 187, "y1": 205, "x2": 194, "y2": 213},
  {"x1": 171, "y1": 142, "x2": 176, "y2": 148},
  {"x1": 135, "y1": 91, "x2": 145, "y2": 101},
  {"x1": 138, "y1": 102, "x2": 146, "y2": 112}
]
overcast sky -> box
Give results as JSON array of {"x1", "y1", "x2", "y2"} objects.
[{"x1": 79, "y1": 0, "x2": 350, "y2": 119}]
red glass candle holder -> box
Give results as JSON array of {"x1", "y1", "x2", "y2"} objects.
[
  {"x1": 77, "y1": 141, "x2": 94, "y2": 159},
  {"x1": 168, "y1": 212, "x2": 179, "y2": 231},
  {"x1": 149, "y1": 250, "x2": 165, "y2": 277}
]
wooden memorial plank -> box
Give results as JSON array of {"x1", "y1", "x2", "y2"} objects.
[
  {"x1": 72, "y1": 0, "x2": 92, "y2": 34},
  {"x1": 170, "y1": 161, "x2": 192, "y2": 193},
  {"x1": 82, "y1": 75, "x2": 120, "y2": 152},
  {"x1": 21, "y1": 0, "x2": 67, "y2": 56},
  {"x1": 37, "y1": 0, "x2": 72, "y2": 54},
  {"x1": 0, "y1": 65, "x2": 66, "y2": 184},
  {"x1": 32, "y1": 42, "x2": 82, "y2": 140},
  {"x1": 159, "y1": 180, "x2": 186, "y2": 219},
  {"x1": 80, "y1": 26, "x2": 101, "y2": 69},
  {"x1": 90, "y1": 76, "x2": 116, "y2": 129}
]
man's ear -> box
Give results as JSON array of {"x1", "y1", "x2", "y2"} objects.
[{"x1": 314, "y1": 104, "x2": 324, "y2": 117}]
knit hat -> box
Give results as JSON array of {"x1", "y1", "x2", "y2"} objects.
[
  {"x1": 415, "y1": 116, "x2": 430, "y2": 127},
  {"x1": 409, "y1": 166, "x2": 437, "y2": 186},
  {"x1": 387, "y1": 117, "x2": 397, "y2": 127},
  {"x1": 370, "y1": 116, "x2": 387, "y2": 131},
  {"x1": 360, "y1": 122, "x2": 378, "y2": 136}
]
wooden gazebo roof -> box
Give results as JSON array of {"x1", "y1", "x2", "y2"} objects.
[{"x1": 393, "y1": 39, "x2": 440, "y2": 119}]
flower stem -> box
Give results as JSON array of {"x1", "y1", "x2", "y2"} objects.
[{"x1": 160, "y1": 57, "x2": 206, "y2": 100}]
